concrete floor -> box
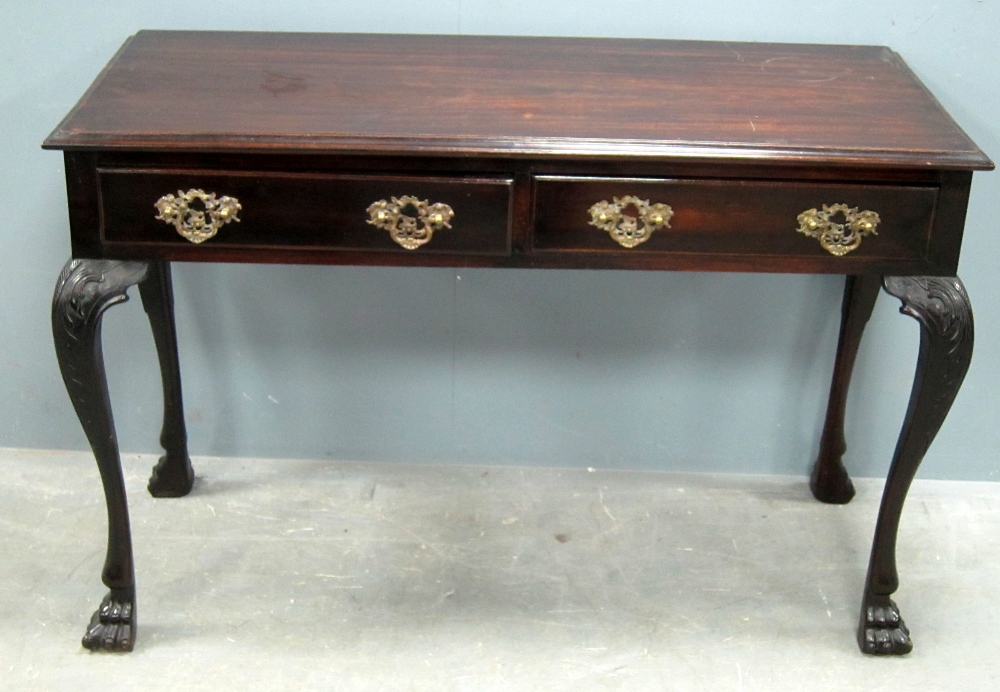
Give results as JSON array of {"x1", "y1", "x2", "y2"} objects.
[{"x1": 1, "y1": 448, "x2": 998, "y2": 690}]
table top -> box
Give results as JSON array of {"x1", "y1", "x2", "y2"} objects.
[{"x1": 44, "y1": 31, "x2": 991, "y2": 170}]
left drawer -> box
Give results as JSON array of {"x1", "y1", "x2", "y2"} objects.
[{"x1": 97, "y1": 169, "x2": 514, "y2": 255}]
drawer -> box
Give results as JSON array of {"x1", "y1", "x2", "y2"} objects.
[
  {"x1": 532, "y1": 176, "x2": 938, "y2": 262},
  {"x1": 98, "y1": 169, "x2": 513, "y2": 255}
]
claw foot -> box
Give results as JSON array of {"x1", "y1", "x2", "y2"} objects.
[
  {"x1": 147, "y1": 453, "x2": 194, "y2": 498},
  {"x1": 82, "y1": 589, "x2": 135, "y2": 652},
  {"x1": 859, "y1": 596, "x2": 912, "y2": 655}
]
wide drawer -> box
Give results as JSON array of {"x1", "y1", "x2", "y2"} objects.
[
  {"x1": 98, "y1": 169, "x2": 513, "y2": 255},
  {"x1": 532, "y1": 176, "x2": 938, "y2": 262}
]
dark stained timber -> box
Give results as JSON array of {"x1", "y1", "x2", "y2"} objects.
[
  {"x1": 811, "y1": 274, "x2": 882, "y2": 503},
  {"x1": 52, "y1": 259, "x2": 149, "y2": 652},
  {"x1": 138, "y1": 262, "x2": 195, "y2": 497},
  {"x1": 860, "y1": 276, "x2": 974, "y2": 654},
  {"x1": 44, "y1": 32, "x2": 991, "y2": 654},
  {"x1": 43, "y1": 32, "x2": 993, "y2": 170},
  {"x1": 83, "y1": 589, "x2": 136, "y2": 652}
]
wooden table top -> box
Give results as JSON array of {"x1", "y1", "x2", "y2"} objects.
[{"x1": 44, "y1": 31, "x2": 991, "y2": 170}]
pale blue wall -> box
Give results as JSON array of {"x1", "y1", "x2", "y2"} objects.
[{"x1": 2, "y1": 1, "x2": 997, "y2": 480}]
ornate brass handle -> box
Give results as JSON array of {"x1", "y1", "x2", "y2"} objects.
[
  {"x1": 154, "y1": 189, "x2": 241, "y2": 244},
  {"x1": 588, "y1": 195, "x2": 673, "y2": 248},
  {"x1": 797, "y1": 203, "x2": 880, "y2": 256},
  {"x1": 367, "y1": 196, "x2": 454, "y2": 250}
]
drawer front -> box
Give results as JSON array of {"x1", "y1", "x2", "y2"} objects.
[
  {"x1": 98, "y1": 169, "x2": 513, "y2": 255},
  {"x1": 533, "y1": 176, "x2": 937, "y2": 262}
]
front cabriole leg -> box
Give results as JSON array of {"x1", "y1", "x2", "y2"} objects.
[
  {"x1": 53, "y1": 259, "x2": 151, "y2": 652},
  {"x1": 859, "y1": 276, "x2": 973, "y2": 655}
]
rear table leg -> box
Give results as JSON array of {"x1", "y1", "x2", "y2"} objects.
[
  {"x1": 811, "y1": 274, "x2": 881, "y2": 504},
  {"x1": 139, "y1": 262, "x2": 194, "y2": 497}
]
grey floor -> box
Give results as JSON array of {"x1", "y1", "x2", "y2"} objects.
[{"x1": 1, "y1": 449, "x2": 998, "y2": 691}]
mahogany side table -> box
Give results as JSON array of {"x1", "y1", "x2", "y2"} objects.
[{"x1": 43, "y1": 31, "x2": 992, "y2": 654}]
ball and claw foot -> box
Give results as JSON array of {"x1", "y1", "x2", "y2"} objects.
[
  {"x1": 82, "y1": 589, "x2": 136, "y2": 652},
  {"x1": 860, "y1": 597, "x2": 912, "y2": 655},
  {"x1": 147, "y1": 453, "x2": 195, "y2": 498}
]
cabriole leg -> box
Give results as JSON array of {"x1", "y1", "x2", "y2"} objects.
[
  {"x1": 139, "y1": 262, "x2": 194, "y2": 497},
  {"x1": 859, "y1": 276, "x2": 973, "y2": 655},
  {"x1": 811, "y1": 274, "x2": 881, "y2": 504},
  {"x1": 52, "y1": 259, "x2": 151, "y2": 652}
]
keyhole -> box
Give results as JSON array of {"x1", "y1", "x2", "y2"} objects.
[
  {"x1": 620, "y1": 203, "x2": 640, "y2": 218},
  {"x1": 187, "y1": 197, "x2": 209, "y2": 213}
]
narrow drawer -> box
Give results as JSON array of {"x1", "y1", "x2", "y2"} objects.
[
  {"x1": 98, "y1": 169, "x2": 513, "y2": 255},
  {"x1": 532, "y1": 176, "x2": 938, "y2": 262}
]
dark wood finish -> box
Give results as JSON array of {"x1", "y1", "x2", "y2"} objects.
[
  {"x1": 52, "y1": 258, "x2": 196, "y2": 648},
  {"x1": 533, "y1": 176, "x2": 936, "y2": 262},
  {"x1": 45, "y1": 32, "x2": 990, "y2": 275},
  {"x1": 44, "y1": 32, "x2": 991, "y2": 170},
  {"x1": 52, "y1": 259, "x2": 150, "y2": 652},
  {"x1": 139, "y1": 262, "x2": 195, "y2": 497},
  {"x1": 60, "y1": 148, "x2": 974, "y2": 276},
  {"x1": 861, "y1": 276, "x2": 974, "y2": 654},
  {"x1": 98, "y1": 168, "x2": 513, "y2": 255},
  {"x1": 811, "y1": 275, "x2": 882, "y2": 503},
  {"x1": 45, "y1": 32, "x2": 991, "y2": 655}
]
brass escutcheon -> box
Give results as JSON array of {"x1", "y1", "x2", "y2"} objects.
[
  {"x1": 154, "y1": 189, "x2": 241, "y2": 244},
  {"x1": 588, "y1": 195, "x2": 673, "y2": 248},
  {"x1": 367, "y1": 195, "x2": 454, "y2": 250},
  {"x1": 797, "y1": 203, "x2": 880, "y2": 256}
]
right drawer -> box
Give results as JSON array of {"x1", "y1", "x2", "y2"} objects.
[{"x1": 532, "y1": 176, "x2": 938, "y2": 262}]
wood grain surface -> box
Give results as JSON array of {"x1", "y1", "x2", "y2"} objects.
[{"x1": 44, "y1": 31, "x2": 991, "y2": 169}]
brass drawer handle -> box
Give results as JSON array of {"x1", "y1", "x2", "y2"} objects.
[
  {"x1": 367, "y1": 195, "x2": 454, "y2": 250},
  {"x1": 154, "y1": 189, "x2": 241, "y2": 244},
  {"x1": 797, "y1": 203, "x2": 880, "y2": 256},
  {"x1": 588, "y1": 195, "x2": 673, "y2": 248}
]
